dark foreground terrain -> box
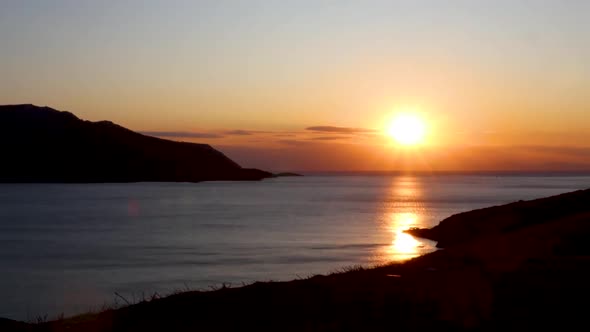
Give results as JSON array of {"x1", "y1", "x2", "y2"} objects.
[
  {"x1": 0, "y1": 104, "x2": 271, "y2": 182},
  {"x1": 3, "y1": 189, "x2": 590, "y2": 331}
]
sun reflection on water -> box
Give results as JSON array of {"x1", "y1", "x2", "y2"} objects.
[
  {"x1": 372, "y1": 176, "x2": 436, "y2": 264},
  {"x1": 385, "y1": 212, "x2": 423, "y2": 260}
]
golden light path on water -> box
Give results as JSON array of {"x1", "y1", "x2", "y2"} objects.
[
  {"x1": 390, "y1": 213, "x2": 422, "y2": 255},
  {"x1": 381, "y1": 212, "x2": 424, "y2": 260},
  {"x1": 372, "y1": 176, "x2": 436, "y2": 264}
]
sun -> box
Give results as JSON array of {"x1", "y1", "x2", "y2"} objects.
[{"x1": 386, "y1": 113, "x2": 426, "y2": 146}]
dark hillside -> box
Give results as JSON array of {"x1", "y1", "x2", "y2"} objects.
[{"x1": 0, "y1": 104, "x2": 271, "y2": 182}]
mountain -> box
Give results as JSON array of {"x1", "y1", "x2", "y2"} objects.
[{"x1": 0, "y1": 104, "x2": 272, "y2": 183}]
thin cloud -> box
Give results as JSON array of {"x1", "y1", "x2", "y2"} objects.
[
  {"x1": 225, "y1": 130, "x2": 254, "y2": 136},
  {"x1": 141, "y1": 131, "x2": 224, "y2": 139},
  {"x1": 311, "y1": 136, "x2": 351, "y2": 141},
  {"x1": 306, "y1": 126, "x2": 376, "y2": 134}
]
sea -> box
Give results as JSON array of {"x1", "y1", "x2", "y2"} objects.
[{"x1": 1, "y1": 174, "x2": 589, "y2": 320}]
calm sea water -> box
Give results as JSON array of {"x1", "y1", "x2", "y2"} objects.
[{"x1": 1, "y1": 175, "x2": 589, "y2": 320}]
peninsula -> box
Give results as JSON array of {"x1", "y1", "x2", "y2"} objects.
[{"x1": 0, "y1": 105, "x2": 271, "y2": 183}]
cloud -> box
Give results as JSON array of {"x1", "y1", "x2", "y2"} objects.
[
  {"x1": 225, "y1": 129, "x2": 255, "y2": 136},
  {"x1": 141, "y1": 131, "x2": 224, "y2": 139},
  {"x1": 306, "y1": 126, "x2": 376, "y2": 134},
  {"x1": 311, "y1": 136, "x2": 351, "y2": 141}
]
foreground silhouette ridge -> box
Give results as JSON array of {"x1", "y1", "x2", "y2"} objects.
[{"x1": 0, "y1": 104, "x2": 271, "y2": 183}]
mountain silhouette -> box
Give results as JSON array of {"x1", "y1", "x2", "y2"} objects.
[{"x1": 0, "y1": 104, "x2": 272, "y2": 182}]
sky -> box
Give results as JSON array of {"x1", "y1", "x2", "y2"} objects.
[{"x1": 1, "y1": 0, "x2": 589, "y2": 171}]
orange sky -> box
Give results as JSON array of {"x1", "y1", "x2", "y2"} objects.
[{"x1": 2, "y1": 1, "x2": 589, "y2": 171}]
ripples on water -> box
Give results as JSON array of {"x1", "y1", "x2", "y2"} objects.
[{"x1": 1, "y1": 175, "x2": 589, "y2": 320}]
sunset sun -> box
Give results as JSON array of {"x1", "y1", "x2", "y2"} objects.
[{"x1": 386, "y1": 114, "x2": 426, "y2": 146}]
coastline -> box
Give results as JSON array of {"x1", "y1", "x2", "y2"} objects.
[{"x1": 4, "y1": 188, "x2": 590, "y2": 331}]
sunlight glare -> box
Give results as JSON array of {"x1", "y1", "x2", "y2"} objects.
[
  {"x1": 386, "y1": 113, "x2": 426, "y2": 146},
  {"x1": 390, "y1": 212, "x2": 422, "y2": 256},
  {"x1": 374, "y1": 211, "x2": 424, "y2": 264}
]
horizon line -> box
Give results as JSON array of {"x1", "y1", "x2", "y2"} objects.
[{"x1": 278, "y1": 170, "x2": 590, "y2": 176}]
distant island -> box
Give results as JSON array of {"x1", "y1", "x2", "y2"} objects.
[
  {"x1": 0, "y1": 104, "x2": 272, "y2": 183},
  {"x1": 273, "y1": 172, "x2": 303, "y2": 177}
]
